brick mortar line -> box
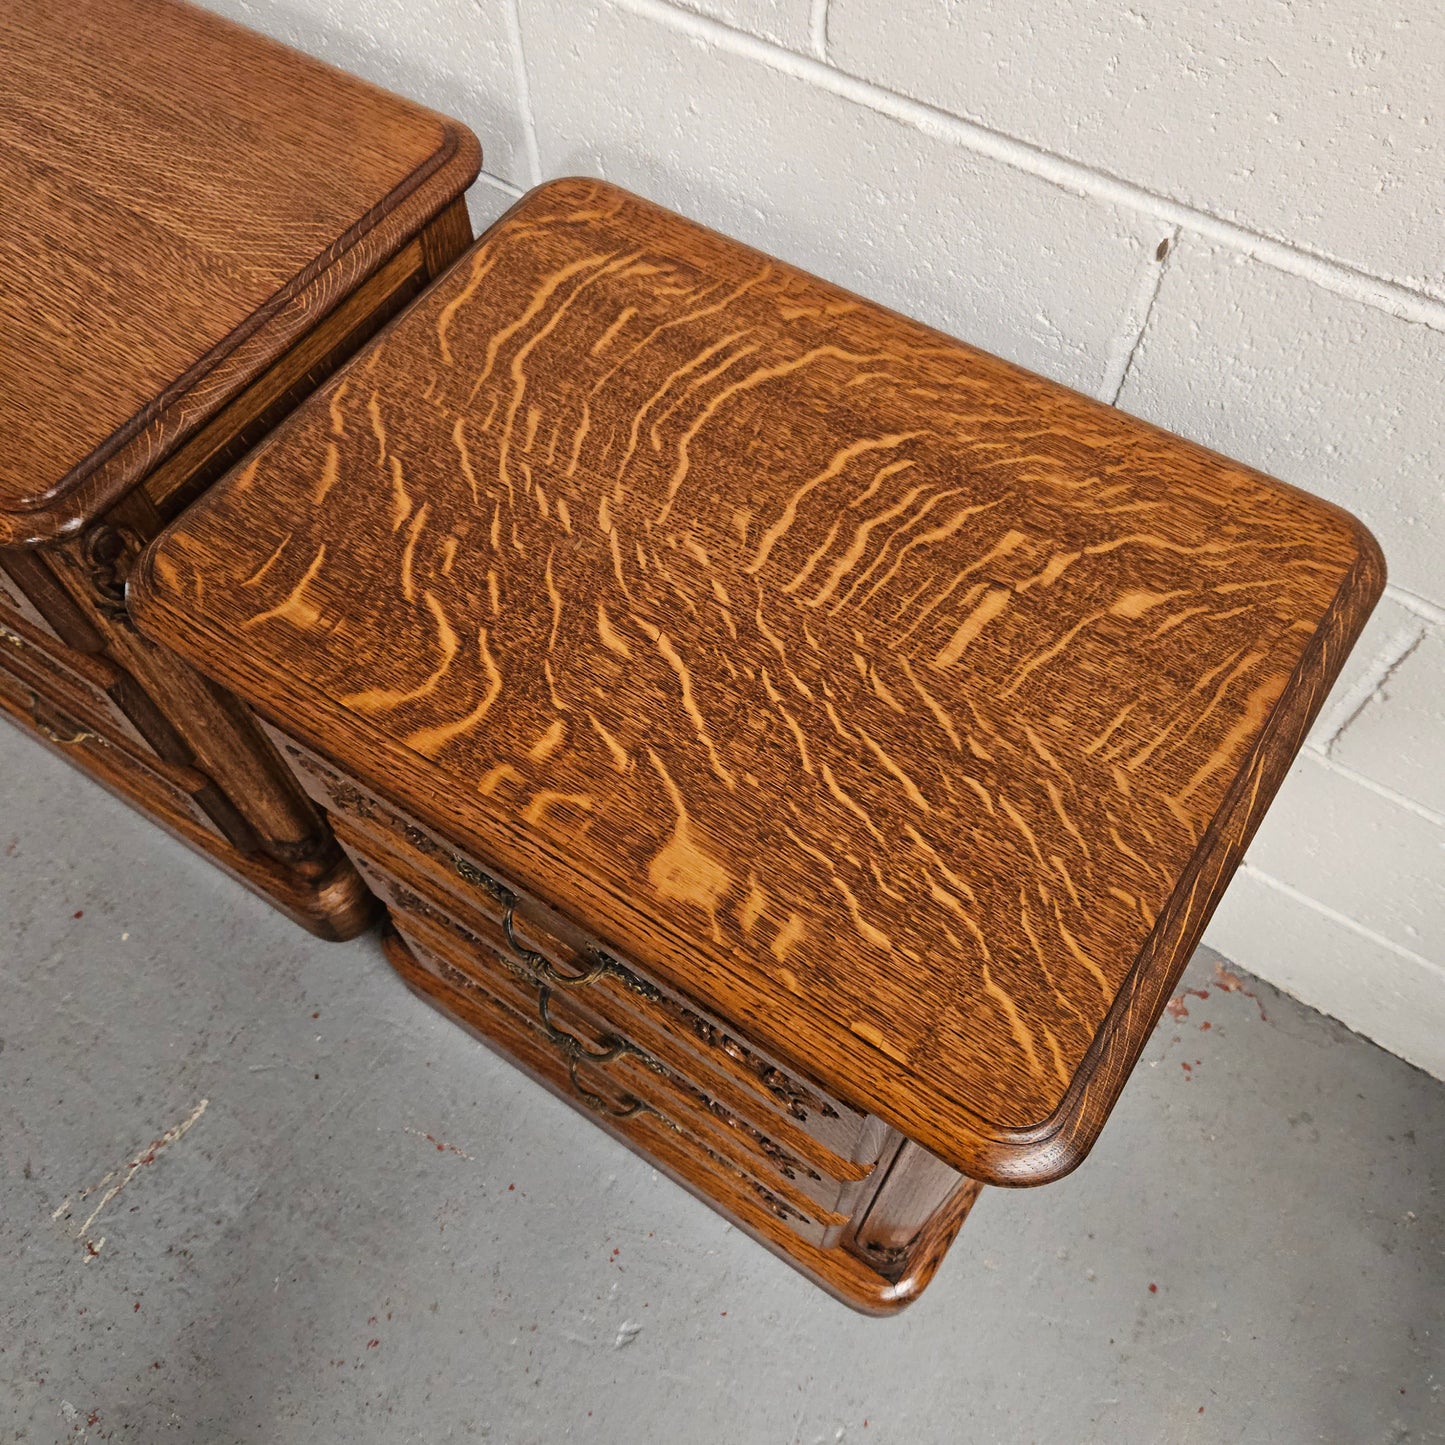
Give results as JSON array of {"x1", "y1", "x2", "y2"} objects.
[
  {"x1": 476, "y1": 170, "x2": 525, "y2": 199},
  {"x1": 625, "y1": 0, "x2": 1445, "y2": 333},
  {"x1": 808, "y1": 0, "x2": 829, "y2": 62},
  {"x1": 1301, "y1": 750, "x2": 1445, "y2": 832},
  {"x1": 1385, "y1": 585, "x2": 1445, "y2": 627},
  {"x1": 1314, "y1": 624, "x2": 1428, "y2": 757},
  {"x1": 504, "y1": 0, "x2": 543, "y2": 187},
  {"x1": 1300, "y1": 580, "x2": 1440, "y2": 775},
  {"x1": 1099, "y1": 226, "x2": 1178, "y2": 405},
  {"x1": 1238, "y1": 862, "x2": 1444, "y2": 977}
]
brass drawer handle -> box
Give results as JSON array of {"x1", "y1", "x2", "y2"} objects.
[
  {"x1": 536, "y1": 985, "x2": 651, "y2": 1119},
  {"x1": 4, "y1": 625, "x2": 103, "y2": 744},
  {"x1": 410, "y1": 917, "x2": 657, "y2": 1124},
  {"x1": 449, "y1": 852, "x2": 841, "y2": 1126},
  {"x1": 537, "y1": 988, "x2": 631, "y2": 1062},
  {"x1": 566, "y1": 1055, "x2": 649, "y2": 1120},
  {"x1": 445, "y1": 848, "x2": 842, "y2": 1135},
  {"x1": 28, "y1": 692, "x2": 97, "y2": 746},
  {"x1": 452, "y1": 855, "x2": 610, "y2": 990}
]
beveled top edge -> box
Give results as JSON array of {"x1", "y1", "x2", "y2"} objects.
[
  {"x1": 0, "y1": 0, "x2": 481, "y2": 545},
  {"x1": 126, "y1": 178, "x2": 1387, "y2": 1180},
  {"x1": 0, "y1": 123, "x2": 479, "y2": 547}
]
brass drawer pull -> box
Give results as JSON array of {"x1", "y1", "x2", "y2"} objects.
[
  {"x1": 452, "y1": 855, "x2": 610, "y2": 989},
  {"x1": 537, "y1": 988, "x2": 630, "y2": 1061},
  {"x1": 536, "y1": 985, "x2": 650, "y2": 1119},
  {"x1": 448, "y1": 853, "x2": 841, "y2": 1126},
  {"x1": 566, "y1": 1055, "x2": 649, "y2": 1120},
  {"x1": 410, "y1": 924, "x2": 656, "y2": 1124},
  {"x1": 28, "y1": 692, "x2": 98, "y2": 746}
]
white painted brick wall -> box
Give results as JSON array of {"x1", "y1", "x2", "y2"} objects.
[
  {"x1": 826, "y1": 0, "x2": 1445, "y2": 301},
  {"x1": 197, "y1": 0, "x2": 1445, "y2": 1078},
  {"x1": 521, "y1": 0, "x2": 1165, "y2": 394},
  {"x1": 1118, "y1": 238, "x2": 1445, "y2": 608}
]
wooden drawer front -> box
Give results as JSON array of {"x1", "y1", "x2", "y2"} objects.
[
  {"x1": 335, "y1": 813, "x2": 884, "y2": 1193},
  {"x1": 389, "y1": 891, "x2": 856, "y2": 1230},
  {"x1": 0, "y1": 628, "x2": 265, "y2": 855},
  {"x1": 0, "y1": 612, "x2": 159, "y2": 753},
  {"x1": 0, "y1": 664, "x2": 224, "y2": 841},
  {"x1": 338, "y1": 809, "x2": 888, "y2": 1181},
  {"x1": 274, "y1": 728, "x2": 880, "y2": 1165},
  {"x1": 393, "y1": 918, "x2": 832, "y2": 1247}
]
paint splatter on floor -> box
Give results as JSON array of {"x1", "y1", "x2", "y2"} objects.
[
  {"x1": 403, "y1": 1126, "x2": 474, "y2": 1159},
  {"x1": 1213, "y1": 961, "x2": 1269, "y2": 1021}
]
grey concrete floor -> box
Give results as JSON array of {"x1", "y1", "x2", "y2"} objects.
[{"x1": 1, "y1": 719, "x2": 1442, "y2": 1445}]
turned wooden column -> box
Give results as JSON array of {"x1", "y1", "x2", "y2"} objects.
[{"x1": 0, "y1": 0, "x2": 480, "y2": 937}]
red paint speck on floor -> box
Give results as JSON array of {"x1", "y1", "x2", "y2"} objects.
[{"x1": 1149, "y1": 1283, "x2": 1158, "y2": 1293}]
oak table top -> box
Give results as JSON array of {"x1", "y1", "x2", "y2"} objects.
[
  {"x1": 0, "y1": 0, "x2": 479, "y2": 546},
  {"x1": 131, "y1": 178, "x2": 1384, "y2": 1184}
]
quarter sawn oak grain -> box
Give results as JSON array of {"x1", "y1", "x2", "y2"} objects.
[
  {"x1": 1, "y1": 0, "x2": 478, "y2": 936},
  {"x1": 0, "y1": 0, "x2": 480, "y2": 545},
  {"x1": 131, "y1": 178, "x2": 1385, "y2": 1186}
]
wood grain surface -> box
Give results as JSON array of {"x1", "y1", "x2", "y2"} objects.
[
  {"x1": 0, "y1": 195, "x2": 467, "y2": 936},
  {"x1": 131, "y1": 178, "x2": 1384, "y2": 1183},
  {"x1": 382, "y1": 925, "x2": 982, "y2": 1314},
  {"x1": 0, "y1": 0, "x2": 479, "y2": 544}
]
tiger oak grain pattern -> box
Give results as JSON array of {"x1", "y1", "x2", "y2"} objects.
[
  {"x1": 1, "y1": 0, "x2": 478, "y2": 936},
  {"x1": 0, "y1": 0, "x2": 480, "y2": 544},
  {"x1": 131, "y1": 178, "x2": 1385, "y2": 1181}
]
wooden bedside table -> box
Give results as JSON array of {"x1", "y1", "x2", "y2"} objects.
[
  {"x1": 0, "y1": 0, "x2": 479, "y2": 937},
  {"x1": 129, "y1": 178, "x2": 1383, "y2": 1308}
]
